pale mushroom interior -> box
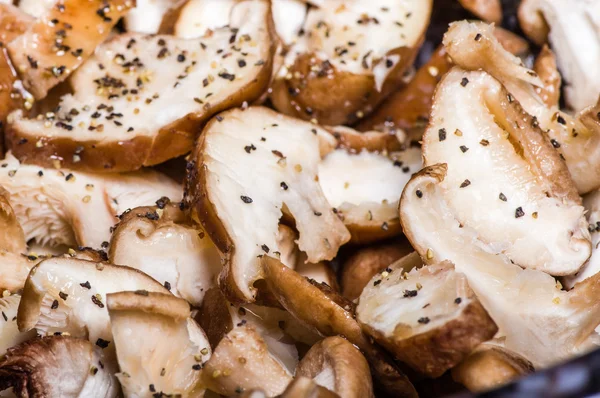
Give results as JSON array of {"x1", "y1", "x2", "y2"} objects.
[{"x1": 0, "y1": 294, "x2": 35, "y2": 355}]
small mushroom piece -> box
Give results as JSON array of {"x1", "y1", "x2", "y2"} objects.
[
  {"x1": 318, "y1": 147, "x2": 421, "y2": 244},
  {"x1": 6, "y1": 0, "x2": 276, "y2": 172},
  {"x1": 125, "y1": 0, "x2": 187, "y2": 34},
  {"x1": 0, "y1": 336, "x2": 117, "y2": 397},
  {"x1": 0, "y1": 152, "x2": 181, "y2": 249},
  {"x1": 457, "y1": 0, "x2": 502, "y2": 23},
  {"x1": 107, "y1": 291, "x2": 211, "y2": 397},
  {"x1": 173, "y1": 0, "x2": 237, "y2": 39},
  {"x1": 0, "y1": 187, "x2": 26, "y2": 254},
  {"x1": 0, "y1": 253, "x2": 39, "y2": 293},
  {"x1": 327, "y1": 125, "x2": 405, "y2": 153},
  {"x1": 295, "y1": 336, "x2": 374, "y2": 398},
  {"x1": 451, "y1": 343, "x2": 534, "y2": 392},
  {"x1": 0, "y1": 294, "x2": 36, "y2": 355},
  {"x1": 518, "y1": 0, "x2": 549, "y2": 45},
  {"x1": 533, "y1": 45, "x2": 561, "y2": 108},
  {"x1": 270, "y1": 0, "x2": 432, "y2": 126},
  {"x1": 185, "y1": 106, "x2": 350, "y2": 303},
  {"x1": 109, "y1": 204, "x2": 221, "y2": 307},
  {"x1": 357, "y1": 260, "x2": 498, "y2": 377},
  {"x1": 278, "y1": 377, "x2": 340, "y2": 398},
  {"x1": 7, "y1": 0, "x2": 134, "y2": 100}
]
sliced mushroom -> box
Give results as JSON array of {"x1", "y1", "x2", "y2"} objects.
[
  {"x1": 0, "y1": 335, "x2": 117, "y2": 397},
  {"x1": 6, "y1": 0, "x2": 276, "y2": 172},
  {"x1": 327, "y1": 125, "x2": 405, "y2": 153},
  {"x1": 451, "y1": 343, "x2": 534, "y2": 392},
  {"x1": 0, "y1": 294, "x2": 36, "y2": 355},
  {"x1": 533, "y1": 45, "x2": 561, "y2": 108},
  {"x1": 125, "y1": 0, "x2": 187, "y2": 34},
  {"x1": 7, "y1": 0, "x2": 133, "y2": 100},
  {"x1": 0, "y1": 187, "x2": 26, "y2": 254},
  {"x1": 0, "y1": 152, "x2": 181, "y2": 249},
  {"x1": 270, "y1": 0, "x2": 432, "y2": 126},
  {"x1": 184, "y1": 106, "x2": 350, "y2": 303},
  {"x1": 318, "y1": 147, "x2": 421, "y2": 244},
  {"x1": 518, "y1": 0, "x2": 549, "y2": 45},
  {"x1": 107, "y1": 291, "x2": 211, "y2": 397},
  {"x1": 296, "y1": 336, "x2": 374, "y2": 398},
  {"x1": 277, "y1": 377, "x2": 340, "y2": 398},
  {"x1": 109, "y1": 204, "x2": 221, "y2": 307},
  {"x1": 0, "y1": 253, "x2": 38, "y2": 293},
  {"x1": 357, "y1": 260, "x2": 497, "y2": 377},
  {"x1": 457, "y1": 0, "x2": 502, "y2": 23},
  {"x1": 173, "y1": 0, "x2": 236, "y2": 39}
]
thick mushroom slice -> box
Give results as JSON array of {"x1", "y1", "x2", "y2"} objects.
[
  {"x1": 296, "y1": 336, "x2": 374, "y2": 398},
  {"x1": 457, "y1": 0, "x2": 502, "y2": 23},
  {"x1": 109, "y1": 203, "x2": 221, "y2": 307},
  {"x1": 107, "y1": 291, "x2": 211, "y2": 397},
  {"x1": 357, "y1": 259, "x2": 497, "y2": 377},
  {"x1": 0, "y1": 336, "x2": 117, "y2": 397},
  {"x1": 270, "y1": 0, "x2": 432, "y2": 126},
  {"x1": 7, "y1": 0, "x2": 133, "y2": 100},
  {"x1": 421, "y1": 66, "x2": 590, "y2": 276},
  {"x1": 0, "y1": 294, "x2": 36, "y2": 355},
  {"x1": 0, "y1": 152, "x2": 181, "y2": 249},
  {"x1": 451, "y1": 343, "x2": 534, "y2": 392},
  {"x1": 6, "y1": 0, "x2": 276, "y2": 172},
  {"x1": 318, "y1": 147, "x2": 421, "y2": 244},
  {"x1": 400, "y1": 164, "x2": 600, "y2": 367},
  {"x1": 185, "y1": 106, "x2": 350, "y2": 303}
]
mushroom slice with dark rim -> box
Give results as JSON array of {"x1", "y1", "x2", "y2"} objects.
[
  {"x1": 7, "y1": 0, "x2": 134, "y2": 100},
  {"x1": 184, "y1": 106, "x2": 350, "y2": 303},
  {"x1": 109, "y1": 203, "x2": 221, "y2": 307},
  {"x1": 6, "y1": 0, "x2": 276, "y2": 172},
  {"x1": 0, "y1": 294, "x2": 36, "y2": 356},
  {"x1": 107, "y1": 291, "x2": 211, "y2": 397},
  {"x1": 457, "y1": 0, "x2": 502, "y2": 23},
  {"x1": 0, "y1": 335, "x2": 117, "y2": 397},
  {"x1": 326, "y1": 125, "x2": 405, "y2": 154},
  {"x1": 357, "y1": 259, "x2": 497, "y2": 377}
]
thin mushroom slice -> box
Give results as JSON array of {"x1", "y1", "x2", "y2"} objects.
[
  {"x1": 184, "y1": 106, "x2": 350, "y2": 303},
  {"x1": 0, "y1": 336, "x2": 117, "y2": 398},
  {"x1": 107, "y1": 291, "x2": 211, "y2": 397},
  {"x1": 0, "y1": 187, "x2": 26, "y2": 254},
  {"x1": 421, "y1": 67, "x2": 590, "y2": 276},
  {"x1": 457, "y1": 0, "x2": 502, "y2": 23},
  {"x1": 533, "y1": 45, "x2": 561, "y2": 108},
  {"x1": 109, "y1": 203, "x2": 221, "y2": 307},
  {"x1": 357, "y1": 260, "x2": 498, "y2": 377},
  {"x1": 7, "y1": 0, "x2": 133, "y2": 100},
  {"x1": 0, "y1": 152, "x2": 181, "y2": 249},
  {"x1": 399, "y1": 164, "x2": 600, "y2": 367},
  {"x1": 0, "y1": 294, "x2": 36, "y2": 356},
  {"x1": 296, "y1": 336, "x2": 374, "y2": 398},
  {"x1": 6, "y1": 0, "x2": 276, "y2": 172}
]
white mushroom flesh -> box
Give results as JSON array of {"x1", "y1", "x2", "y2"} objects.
[
  {"x1": 174, "y1": 0, "x2": 237, "y2": 39},
  {"x1": 125, "y1": 0, "x2": 187, "y2": 34},
  {"x1": 0, "y1": 295, "x2": 35, "y2": 356}
]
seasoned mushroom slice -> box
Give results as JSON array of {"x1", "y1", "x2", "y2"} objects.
[
  {"x1": 0, "y1": 253, "x2": 39, "y2": 293},
  {"x1": 270, "y1": 0, "x2": 432, "y2": 126},
  {"x1": 7, "y1": 0, "x2": 133, "y2": 100},
  {"x1": 0, "y1": 336, "x2": 117, "y2": 397},
  {"x1": 0, "y1": 187, "x2": 26, "y2": 254},
  {"x1": 400, "y1": 165, "x2": 600, "y2": 367},
  {"x1": 457, "y1": 0, "x2": 502, "y2": 23},
  {"x1": 357, "y1": 260, "x2": 497, "y2": 377},
  {"x1": 109, "y1": 204, "x2": 221, "y2": 307},
  {"x1": 0, "y1": 294, "x2": 36, "y2": 355},
  {"x1": 318, "y1": 147, "x2": 421, "y2": 244},
  {"x1": 185, "y1": 106, "x2": 350, "y2": 303},
  {"x1": 0, "y1": 153, "x2": 181, "y2": 249},
  {"x1": 6, "y1": 0, "x2": 276, "y2": 172},
  {"x1": 296, "y1": 336, "x2": 374, "y2": 398},
  {"x1": 107, "y1": 291, "x2": 211, "y2": 397}
]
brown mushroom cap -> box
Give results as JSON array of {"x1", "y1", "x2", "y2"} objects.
[
  {"x1": 0, "y1": 294, "x2": 36, "y2": 356},
  {"x1": 457, "y1": 0, "x2": 502, "y2": 24}
]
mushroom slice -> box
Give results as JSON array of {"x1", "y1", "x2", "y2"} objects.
[
  {"x1": 109, "y1": 204, "x2": 221, "y2": 307},
  {"x1": 261, "y1": 256, "x2": 417, "y2": 398},
  {"x1": 0, "y1": 152, "x2": 181, "y2": 249},
  {"x1": 296, "y1": 336, "x2": 374, "y2": 398},
  {"x1": 533, "y1": 45, "x2": 561, "y2": 108},
  {"x1": 518, "y1": 0, "x2": 549, "y2": 46},
  {"x1": 277, "y1": 377, "x2": 340, "y2": 398},
  {"x1": 357, "y1": 260, "x2": 497, "y2": 377},
  {"x1": 107, "y1": 291, "x2": 211, "y2": 397},
  {"x1": 0, "y1": 253, "x2": 39, "y2": 293},
  {"x1": 202, "y1": 324, "x2": 293, "y2": 397},
  {"x1": 185, "y1": 106, "x2": 350, "y2": 303},
  {"x1": 7, "y1": 0, "x2": 133, "y2": 100},
  {"x1": 0, "y1": 187, "x2": 26, "y2": 254},
  {"x1": 421, "y1": 66, "x2": 589, "y2": 276},
  {"x1": 0, "y1": 336, "x2": 117, "y2": 397},
  {"x1": 6, "y1": 0, "x2": 276, "y2": 172},
  {"x1": 174, "y1": 0, "x2": 237, "y2": 39},
  {"x1": 0, "y1": 294, "x2": 36, "y2": 355},
  {"x1": 457, "y1": 0, "x2": 502, "y2": 23},
  {"x1": 125, "y1": 0, "x2": 187, "y2": 34},
  {"x1": 270, "y1": 0, "x2": 432, "y2": 126},
  {"x1": 400, "y1": 164, "x2": 600, "y2": 367},
  {"x1": 326, "y1": 125, "x2": 405, "y2": 153},
  {"x1": 318, "y1": 147, "x2": 421, "y2": 244},
  {"x1": 451, "y1": 343, "x2": 534, "y2": 392}
]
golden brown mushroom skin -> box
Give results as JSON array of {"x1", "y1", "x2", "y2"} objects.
[
  {"x1": 518, "y1": 0, "x2": 549, "y2": 46},
  {"x1": 195, "y1": 287, "x2": 235, "y2": 350},
  {"x1": 457, "y1": 0, "x2": 502, "y2": 24},
  {"x1": 0, "y1": 186, "x2": 26, "y2": 254},
  {"x1": 533, "y1": 45, "x2": 561, "y2": 108},
  {"x1": 279, "y1": 377, "x2": 341, "y2": 398}
]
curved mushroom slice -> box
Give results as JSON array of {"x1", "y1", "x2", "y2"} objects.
[
  {"x1": 0, "y1": 294, "x2": 36, "y2": 355},
  {"x1": 296, "y1": 336, "x2": 374, "y2": 398},
  {"x1": 6, "y1": 0, "x2": 276, "y2": 172},
  {"x1": 0, "y1": 153, "x2": 181, "y2": 249},
  {"x1": 202, "y1": 324, "x2": 293, "y2": 397},
  {"x1": 0, "y1": 253, "x2": 38, "y2": 293},
  {"x1": 277, "y1": 377, "x2": 340, "y2": 398},
  {"x1": 533, "y1": 45, "x2": 561, "y2": 108},
  {"x1": 107, "y1": 291, "x2": 211, "y2": 397},
  {"x1": 185, "y1": 106, "x2": 349, "y2": 303},
  {"x1": 174, "y1": 0, "x2": 237, "y2": 39},
  {"x1": 327, "y1": 125, "x2": 405, "y2": 153},
  {"x1": 261, "y1": 256, "x2": 417, "y2": 398},
  {"x1": 0, "y1": 336, "x2": 117, "y2": 397},
  {"x1": 400, "y1": 164, "x2": 600, "y2": 367},
  {"x1": 421, "y1": 67, "x2": 589, "y2": 276},
  {"x1": 0, "y1": 187, "x2": 26, "y2": 254},
  {"x1": 109, "y1": 204, "x2": 221, "y2": 307},
  {"x1": 457, "y1": 0, "x2": 502, "y2": 23},
  {"x1": 125, "y1": 0, "x2": 186, "y2": 34},
  {"x1": 518, "y1": 0, "x2": 549, "y2": 45},
  {"x1": 7, "y1": 0, "x2": 133, "y2": 100},
  {"x1": 451, "y1": 343, "x2": 534, "y2": 392},
  {"x1": 357, "y1": 260, "x2": 497, "y2": 377},
  {"x1": 270, "y1": 0, "x2": 432, "y2": 126},
  {"x1": 318, "y1": 147, "x2": 421, "y2": 244}
]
